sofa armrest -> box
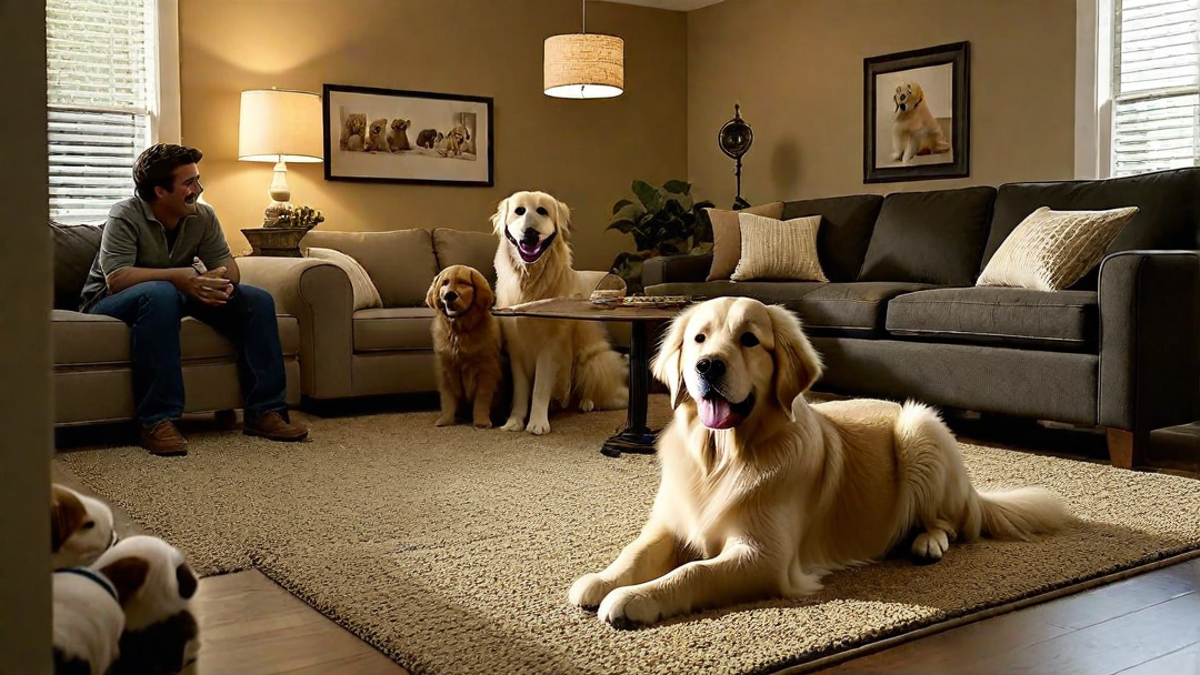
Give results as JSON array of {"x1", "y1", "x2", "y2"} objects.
[
  {"x1": 642, "y1": 253, "x2": 713, "y2": 287},
  {"x1": 237, "y1": 256, "x2": 355, "y2": 399},
  {"x1": 1098, "y1": 250, "x2": 1200, "y2": 434}
]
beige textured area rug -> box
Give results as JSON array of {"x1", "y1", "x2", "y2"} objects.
[{"x1": 57, "y1": 397, "x2": 1200, "y2": 675}]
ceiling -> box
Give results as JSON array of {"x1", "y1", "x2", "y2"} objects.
[{"x1": 607, "y1": 0, "x2": 725, "y2": 11}]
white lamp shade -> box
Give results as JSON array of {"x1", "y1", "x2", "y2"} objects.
[
  {"x1": 238, "y1": 89, "x2": 323, "y2": 163},
  {"x1": 544, "y1": 34, "x2": 624, "y2": 99}
]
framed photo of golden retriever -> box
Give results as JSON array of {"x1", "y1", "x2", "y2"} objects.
[
  {"x1": 323, "y1": 84, "x2": 493, "y2": 186},
  {"x1": 863, "y1": 41, "x2": 970, "y2": 183}
]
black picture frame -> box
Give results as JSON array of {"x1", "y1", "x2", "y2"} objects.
[
  {"x1": 322, "y1": 83, "x2": 494, "y2": 186},
  {"x1": 863, "y1": 41, "x2": 970, "y2": 183}
]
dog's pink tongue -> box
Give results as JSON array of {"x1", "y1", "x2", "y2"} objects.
[{"x1": 700, "y1": 397, "x2": 738, "y2": 429}]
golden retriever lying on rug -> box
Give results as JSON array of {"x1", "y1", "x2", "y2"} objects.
[
  {"x1": 491, "y1": 190, "x2": 627, "y2": 435},
  {"x1": 569, "y1": 297, "x2": 1070, "y2": 627}
]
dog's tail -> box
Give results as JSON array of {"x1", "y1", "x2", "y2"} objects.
[{"x1": 975, "y1": 487, "x2": 1070, "y2": 541}]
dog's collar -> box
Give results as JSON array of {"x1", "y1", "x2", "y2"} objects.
[{"x1": 56, "y1": 566, "x2": 120, "y2": 603}]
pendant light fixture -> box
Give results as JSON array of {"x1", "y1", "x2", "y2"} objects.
[{"x1": 543, "y1": 0, "x2": 624, "y2": 99}]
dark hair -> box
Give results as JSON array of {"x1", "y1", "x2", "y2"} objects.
[{"x1": 133, "y1": 143, "x2": 203, "y2": 201}]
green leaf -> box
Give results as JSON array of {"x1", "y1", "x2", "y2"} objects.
[
  {"x1": 611, "y1": 199, "x2": 634, "y2": 216},
  {"x1": 631, "y1": 180, "x2": 664, "y2": 212},
  {"x1": 609, "y1": 203, "x2": 643, "y2": 225},
  {"x1": 663, "y1": 180, "x2": 691, "y2": 195},
  {"x1": 605, "y1": 219, "x2": 636, "y2": 234}
]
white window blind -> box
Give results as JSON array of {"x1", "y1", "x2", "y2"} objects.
[
  {"x1": 47, "y1": 0, "x2": 157, "y2": 223},
  {"x1": 1112, "y1": 0, "x2": 1200, "y2": 176}
]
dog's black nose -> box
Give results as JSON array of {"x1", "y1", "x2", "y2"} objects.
[
  {"x1": 695, "y1": 358, "x2": 725, "y2": 378},
  {"x1": 521, "y1": 228, "x2": 539, "y2": 243},
  {"x1": 444, "y1": 291, "x2": 458, "y2": 302}
]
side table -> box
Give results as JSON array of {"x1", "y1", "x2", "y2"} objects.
[{"x1": 241, "y1": 227, "x2": 310, "y2": 257}]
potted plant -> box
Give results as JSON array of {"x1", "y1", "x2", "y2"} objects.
[{"x1": 606, "y1": 179, "x2": 715, "y2": 293}]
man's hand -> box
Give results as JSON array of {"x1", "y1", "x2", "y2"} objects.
[{"x1": 174, "y1": 266, "x2": 234, "y2": 306}]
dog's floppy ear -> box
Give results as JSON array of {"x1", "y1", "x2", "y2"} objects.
[
  {"x1": 553, "y1": 197, "x2": 572, "y2": 240},
  {"x1": 99, "y1": 555, "x2": 151, "y2": 607},
  {"x1": 490, "y1": 198, "x2": 509, "y2": 234},
  {"x1": 765, "y1": 304, "x2": 823, "y2": 418},
  {"x1": 426, "y1": 270, "x2": 444, "y2": 310},
  {"x1": 50, "y1": 484, "x2": 86, "y2": 552},
  {"x1": 651, "y1": 306, "x2": 695, "y2": 409},
  {"x1": 469, "y1": 267, "x2": 494, "y2": 312}
]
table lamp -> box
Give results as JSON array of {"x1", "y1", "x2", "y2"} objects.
[{"x1": 238, "y1": 88, "x2": 323, "y2": 225}]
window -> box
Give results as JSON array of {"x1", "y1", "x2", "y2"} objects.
[
  {"x1": 46, "y1": 0, "x2": 174, "y2": 223},
  {"x1": 1110, "y1": 0, "x2": 1200, "y2": 176}
]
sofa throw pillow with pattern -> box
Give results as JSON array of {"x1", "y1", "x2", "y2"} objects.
[
  {"x1": 976, "y1": 205, "x2": 1139, "y2": 292},
  {"x1": 731, "y1": 212, "x2": 829, "y2": 282},
  {"x1": 706, "y1": 201, "x2": 785, "y2": 281},
  {"x1": 304, "y1": 247, "x2": 384, "y2": 310}
]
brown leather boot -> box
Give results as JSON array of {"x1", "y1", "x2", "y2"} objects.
[
  {"x1": 243, "y1": 411, "x2": 308, "y2": 442},
  {"x1": 140, "y1": 420, "x2": 188, "y2": 456}
]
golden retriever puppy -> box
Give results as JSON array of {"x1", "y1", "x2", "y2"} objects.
[
  {"x1": 892, "y1": 81, "x2": 951, "y2": 163},
  {"x1": 427, "y1": 265, "x2": 502, "y2": 428},
  {"x1": 340, "y1": 113, "x2": 366, "y2": 152},
  {"x1": 492, "y1": 191, "x2": 628, "y2": 435},
  {"x1": 436, "y1": 125, "x2": 469, "y2": 157},
  {"x1": 364, "y1": 117, "x2": 389, "y2": 152},
  {"x1": 387, "y1": 118, "x2": 411, "y2": 152},
  {"x1": 569, "y1": 297, "x2": 1069, "y2": 627}
]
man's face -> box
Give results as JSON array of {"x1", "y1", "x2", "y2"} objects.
[{"x1": 156, "y1": 163, "x2": 203, "y2": 217}]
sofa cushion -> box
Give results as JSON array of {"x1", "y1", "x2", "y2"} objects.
[
  {"x1": 52, "y1": 310, "x2": 300, "y2": 367},
  {"x1": 50, "y1": 221, "x2": 104, "y2": 311},
  {"x1": 705, "y1": 201, "x2": 786, "y2": 281},
  {"x1": 983, "y1": 167, "x2": 1200, "y2": 289},
  {"x1": 432, "y1": 228, "x2": 498, "y2": 288},
  {"x1": 353, "y1": 307, "x2": 435, "y2": 353},
  {"x1": 301, "y1": 229, "x2": 438, "y2": 308},
  {"x1": 731, "y1": 213, "x2": 828, "y2": 282},
  {"x1": 886, "y1": 287, "x2": 1098, "y2": 352},
  {"x1": 858, "y1": 186, "x2": 997, "y2": 286},
  {"x1": 781, "y1": 194, "x2": 883, "y2": 282},
  {"x1": 645, "y1": 281, "x2": 932, "y2": 334}
]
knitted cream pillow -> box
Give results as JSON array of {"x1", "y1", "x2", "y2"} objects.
[
  {"x1": 977, "y1": 206, "x2": 1139, "y2": 291},
  {"x1": 304, "y1": 247, "x2": 384, "y2": 310},
  {"x1": 705, "y1": 201, "x2": 785, "y2": 281},
  {"x1": 731, "y1": 212, "x2": 829, "y2": 282}
]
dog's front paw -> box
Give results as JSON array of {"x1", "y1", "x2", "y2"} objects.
[
  {"x1": 501, "y1": 416, "x2": 525, "y2": 432},
  {"x1": 911, "y1": 529, "x2": 950, "y2": 565},
  {"x1": 568, "y1": 573, "x2": 615, "y2": 610},
  {"x1": 598, "y1": 587, "x2": 662, "y2": 629},
  {"x1": 526, "y1": 418, "x2": 551, "y2": 435},
  {"x1": 435, "y1": 414, "x2": 456, "y2": 427},
  {"x1": 473, "y1": 417, "x2": 493, "y2": 429},
  {"x1": 579, "y1": 398, "x2": 595, "y2": 413}
]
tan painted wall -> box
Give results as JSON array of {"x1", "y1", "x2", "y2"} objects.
[
  {"x1": 0, "y1": 2, "x2": 53, "y2": 673},
  {"x1": 180, "y1": 0, "x2": 688, "y2": 273},
  {"x1": 687, "y1": 0, "x2": 1076, "y2": 206}
]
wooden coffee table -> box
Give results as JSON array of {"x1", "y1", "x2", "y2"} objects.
[{"x1": 492, "y1": 297, "x2": 690, "y2": 457}]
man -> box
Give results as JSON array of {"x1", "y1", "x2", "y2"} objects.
[{"x1": 80, "y1": 143, "x2": 308, "y2": 455}]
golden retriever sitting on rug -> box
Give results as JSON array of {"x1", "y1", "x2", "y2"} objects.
[
  {"x1": 427, "y1": 265, "x2": 502, "y2": 428},
  {"x1": 568, "y1": 297, "x2": 1070, "y2": 627},
  {"x1": 492, "y1": 191, "x2": 628, "y2": 435}
]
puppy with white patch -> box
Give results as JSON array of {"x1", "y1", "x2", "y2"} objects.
[
  {"x1": 52, "y1": 484, "x2": 117, "y2": 569},
  {"x1": 891, "y1": 81, "x2": 952, "y2": 164},
  {"x1": 92, "y1": 536, "x2": 201, "y2": 675},
  {"x1": 569, "y1": 297, "x2": 1069, "y2": 627},
  {"x1": 491, "y1": 191, "x2": 628, "y2": 435},
  {"x1": 53, "y1": 567, "x2": 125, "y2": 675}
]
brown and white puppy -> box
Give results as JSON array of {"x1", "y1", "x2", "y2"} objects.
[
  {"x1": 53, "y1": 567, "x2": 125, "y2": 675},
  {"x1": 93, "y1": 536, "x2": 201, "y2": 675},
  {"x1": 364, "y1": 117, "x2": 389, "y2": 152},
  {"x1": 426, "y1": 265, "x2": 502, "y2": 428},
  {"x1": 491, "y1": 191, "x2": 628, "y2": 435},
  {"x1": 569, "y1": 297, "x2": 1069, "y2": 627},
  {"x1": 52, "y1": 484, "x2": 117, "y2": 570},
  {"x1": 388, "y1": 118, "x2": 411, "y2": 152},
  {"x1": 416, "y1": 128, "x2": 442, "y2": 150},
  {"x1": 891, "y1": 81, "x2": 951, "y2": 163},
  {"x1": 436, "y1": 125, "x2": 469, "y2": 157},
  {"x1": 340, "y1": 113, "x2": 366, "y2": 152}
]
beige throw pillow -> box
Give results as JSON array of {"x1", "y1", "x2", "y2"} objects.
[
  {"x1": 976, "y1": 206, "x2": 1139, "y2": 291},
  {"x1": 304, "y1": 247, "x2": 384, "y2": 310},
  {"x1": 731, "y1": 213, "x2": 829, "y2": 282},
  {"x1": 706, "y1": 201, "x2": 785, "y2": 281}
]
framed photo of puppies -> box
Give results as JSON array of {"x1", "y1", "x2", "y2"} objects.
[
  {"x1": 323, "y1": 84, "x2": 494, "y2": 186},
  {"x1": 863, "y1": 41, "x2": 970, "y2": 183}
]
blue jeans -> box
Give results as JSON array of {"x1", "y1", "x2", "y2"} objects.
[{"x1": 89, "y1": 281, "x2": 289, "y2": 427}]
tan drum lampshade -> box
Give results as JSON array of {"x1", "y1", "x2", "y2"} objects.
[
  {"x1": 543, "y1": 33, "x2": 624, "y2": 99},
  {"x1": 238, "y1": 89, "x2": 323, "y2": 163}
]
